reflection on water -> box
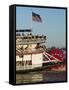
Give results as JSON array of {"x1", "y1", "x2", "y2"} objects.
[
  {"x1": 16, "y1": 71, "x2": 66, "y2": 84},
  {"x1": 16, "y1": 72, "x2": 43, "y2": 84}
]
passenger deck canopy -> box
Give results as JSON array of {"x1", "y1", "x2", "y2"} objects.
[{"x1": 16, "y1": 29, "x2": 32, "y2": 32}]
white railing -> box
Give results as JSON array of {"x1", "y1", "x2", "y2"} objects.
[
  {"x1": 16, "y1": 39, "x2": 46, "y2": 45},
  {"x1": 43, "y1": 52, "x2": 61, "y2": 62}
]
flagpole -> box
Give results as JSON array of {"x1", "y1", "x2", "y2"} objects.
[
  {"x1": 31, "y1": 11, "x2": 32, "y2": 32},
  {"x1": 30, "y1": 9, "x2": 32, "y2": 33}
]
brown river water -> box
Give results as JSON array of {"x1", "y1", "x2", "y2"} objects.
[{"x1": 16, "y1": 70, "x2": 66, "y2": 84}]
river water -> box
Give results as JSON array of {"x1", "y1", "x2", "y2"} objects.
[{"x1": 16, "y1": 70, "x2": 66, "y2": 84}]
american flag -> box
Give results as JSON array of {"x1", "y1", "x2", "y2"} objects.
[{"x1": 32, "y1": 12, "x2": 42, "y2": 22}]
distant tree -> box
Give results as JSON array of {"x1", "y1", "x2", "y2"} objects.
[
  {"x1": 51, "y1": 46, "x2": 56, "y2": 49},
  {"x1": 49, "y1": 46, "x2": 56, "y2": 52}
]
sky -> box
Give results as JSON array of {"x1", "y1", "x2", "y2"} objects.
[{"x1": 16, "y1": 6, "x2": 66, "y2": 48}]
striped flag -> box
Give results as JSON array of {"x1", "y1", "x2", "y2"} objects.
[{"x1": 32, "y1": 12, "x2": 42, "y2": 22}]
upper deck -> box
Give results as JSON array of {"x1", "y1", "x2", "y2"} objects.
[{"x1": 16, "y1": 29, "x2": 46, "y2": 45}]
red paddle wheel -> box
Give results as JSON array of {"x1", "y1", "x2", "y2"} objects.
[
  {"x1": 43, "y1": 48, "x2": 65, "y2": 63},
  {"x1": 49, "y1": 49, "x2": 64, "y2": 61},
  {"x1": 43, "y1": 48, "x2": 66, "y2": 70}
]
